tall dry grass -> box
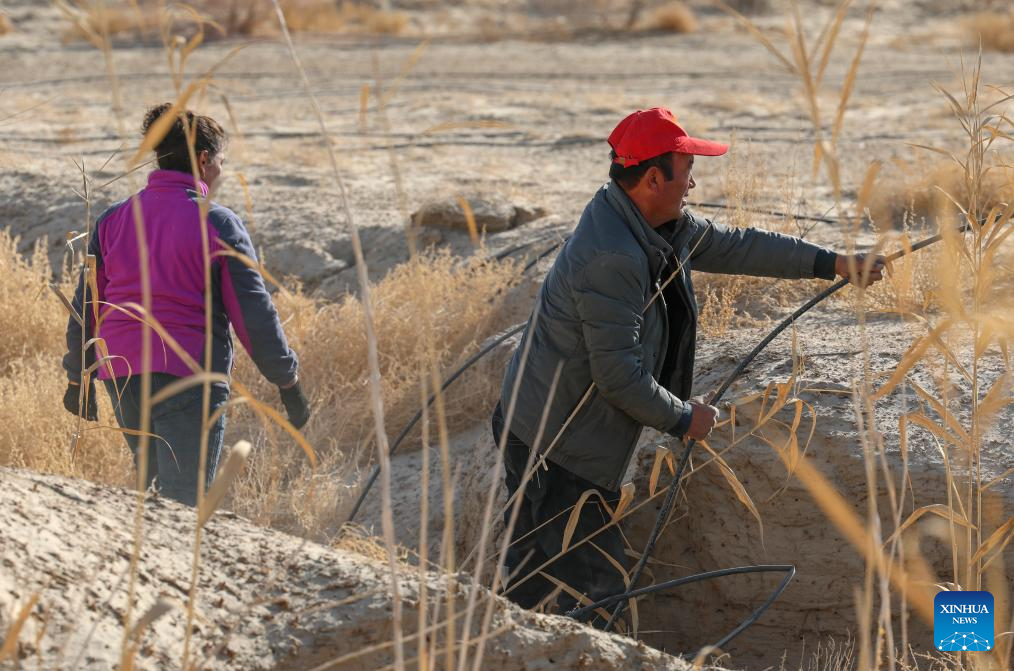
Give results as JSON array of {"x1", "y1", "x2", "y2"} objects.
[
  {"x1": 722, "y1": 2, "x2": 1014, "y2": 669},
  {"x1": 0, "y1": 230, "x2": 133, "y2": 485},
  {"x1": 0, "y1": 227, "x2": 517, "y2": 538},
  {"x1": 228, "y1": 250, "x2": 518, "y2": 536}
]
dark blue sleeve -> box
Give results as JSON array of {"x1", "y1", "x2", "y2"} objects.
[
  {"x1": 62, "y1": 206, "x2": 114, "y2": 383},
  {"x1": 813, "y1": 249, "x2": 838, "y2": 280},
  {"x1": 209, "y1": 206, "x2": 299, "y2": 386}
]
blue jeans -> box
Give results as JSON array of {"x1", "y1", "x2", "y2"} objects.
[{"x1": 103, "y1": 374, "x2": 230, "y2": 507}]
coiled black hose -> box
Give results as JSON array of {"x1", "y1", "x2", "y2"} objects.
[{"x1": 568, "y1": 564, "x2": 796, "y2": 656}]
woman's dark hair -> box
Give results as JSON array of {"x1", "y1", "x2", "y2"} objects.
[
  {"x1": 141, "y1": 103, "x2": 226, "y2": 173},
  {"x1": 608, "y1": 150, "x2": 674, "y2": 189}
]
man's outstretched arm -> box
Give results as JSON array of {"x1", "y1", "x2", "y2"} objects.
[{"x1": 684, "y1": 214, "x2": 885, "y2": 286}]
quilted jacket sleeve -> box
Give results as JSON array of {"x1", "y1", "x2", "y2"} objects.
[{"x1": 684, "y1": 215, "x2": 830, "y2": 279}]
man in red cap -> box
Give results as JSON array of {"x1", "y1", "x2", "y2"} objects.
[{"x1": 493, "y1": 107, "x2": 884, "y2": 628}]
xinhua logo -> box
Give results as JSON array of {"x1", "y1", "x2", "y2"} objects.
[{"x1": 935, "y1": 591, "x2": 994, "y2": 652}]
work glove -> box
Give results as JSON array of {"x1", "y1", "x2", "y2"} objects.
[
  {"x1": 63, "y1": 380, "x2": 99, "y2": 422},
  {"x1": 278, "y1": 380, "x2": 311, "y2": 430}
]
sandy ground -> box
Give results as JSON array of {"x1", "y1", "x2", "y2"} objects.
[
  {"x1": 0, "y1": 466, "x2": 701, "y2": 670},
  {"x1": 1, "y1": 0, "x2": 1012, "y2": 668},
  {"x1": 2, "y1": 0, "x2": 1011, "y2": 294}
]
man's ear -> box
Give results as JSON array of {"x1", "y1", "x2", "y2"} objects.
[{"x1": 646, "y1": 166, "x2": 663, "y2": 193}]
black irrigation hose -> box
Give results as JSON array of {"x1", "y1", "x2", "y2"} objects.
[
  {"x1": 690, "y1": 201, "x2": 840, "y2": 225},
  {"x1": 568, "y1": 565, "x2": 796, "y2": 655},
  {"x1": 345, "y1": 321, "x2": 526, "y2": 523},
  {"x1": 602, "y1": 222, "x2": 974, "y2": 634},
  {"x1": 523, "y1": 236, "x2": 568, "y2": 272},
  {"x1": 346, "y1": 235, "x2": 569, "y2": 523},
  {"x1": 346, "y1": 216, "x2": 971, "y2": 652}
]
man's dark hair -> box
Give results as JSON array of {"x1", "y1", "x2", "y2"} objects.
[
  {"x1": 608, "y1": 150, "x2": 674, "y2": 190},
  {"x1": 141, "y1": 103, "x2": 226, "y2": 174}
]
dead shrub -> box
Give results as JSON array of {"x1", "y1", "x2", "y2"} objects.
[
  {"x1": 227, "y1": 249, "x2": 518, "y2": 536},
  {"x1": 0, "y1": 232, "x2": 68, "y2": 373},
  {"x1": 866, "y1": 158, "x2": 1014, "y2": 228},
  {"x1": 648, "y1": 2, "x2": 698, "y2": 33},
  {"x1": 695, "y1": 143, "x2": 819, "y2": 336},
  {"x1": 58, "y1": 1, "x2": 162, "y2": 44},
  {"x1": 0, "y1": 231, "x2": 131, "y2": 485},
  {"x1": 967, "y1": 11, "x2": 1014, "y2": 53},
  {"x1": 58, "y1": 0, "x2": 408, "y2": 41},
  {"x1": 0, "y1": 354, "x2": 133, "y2": 487}
]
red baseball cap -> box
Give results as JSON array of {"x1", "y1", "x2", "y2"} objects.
[{"x1": 608, "y1": 107, "x2": 728, "y2": 166}]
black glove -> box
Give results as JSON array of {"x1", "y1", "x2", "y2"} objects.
[
  {"x1": 278, "y1": 380, "x2": 310, "y2": 430},
  {"x1": 63, "y1": 380, "x2": 98, "y2": 421}
]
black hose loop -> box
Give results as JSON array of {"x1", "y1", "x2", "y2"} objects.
[{"x1": 567, "y1": 564, "x2": 796, "y2": 654}]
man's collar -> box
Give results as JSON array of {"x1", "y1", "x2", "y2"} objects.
[{"x1": 603, "y1": 181, "x2": 673, "y2": 256}]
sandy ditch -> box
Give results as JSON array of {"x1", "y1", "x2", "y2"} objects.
[{"x1": 357, "y1": 306, "x2": 1013, "y2": 668}]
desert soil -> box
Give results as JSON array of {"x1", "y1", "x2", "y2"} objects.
[{"x1": 1, "y1": 0, "x2": 1011, "y2": 668}]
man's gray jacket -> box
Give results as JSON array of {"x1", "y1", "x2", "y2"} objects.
[{"x1": 499, "y1": 181, "x2": 835, "y2": 491}]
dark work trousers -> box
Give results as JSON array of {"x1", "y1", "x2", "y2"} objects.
[
  {"x1": 492, "y1": 402, "x2": 628, "y2": 628},
  {"x1": 103, "y1": 374, "x2": 230, "y2": 507}
]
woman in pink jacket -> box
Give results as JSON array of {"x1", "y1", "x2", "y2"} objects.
[{"x1": 62, "y1": 104, "x2": 310, "y2": 506}]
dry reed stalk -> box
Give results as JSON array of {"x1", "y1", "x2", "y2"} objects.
[
  {"x1": 269, "y1": 2, "x2": 405, "y2": 669},
  {"x1": 0, "y1": 594, "x2": 39, "y2": 662},
  {"x1": 179, "y1": 61, "x2": 222, "y2": 671},
  {"x1": 467, "y1": 362, "x2": 564, "y2": 671},
  {"x1": 52, "y1": 19, "x2": 144, "y2": 640},
  {"x1": 367, "y1": 45, "x2": 445, "y2": 671},
  {"x1": 722, "y1": 2, "x2": 934, "y2": 664},
  {"x1": 416, "y1": 361, "x2": 432, "y2": 671},
  {"x1": 454, "y1": 302, "x2": 545, "y2": 670}
]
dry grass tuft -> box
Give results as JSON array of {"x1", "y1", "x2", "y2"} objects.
[
  {"x1": 58, "y1": 2, "x2": 162, "y2": 44},
  {"x1": 967, "y1": 11, "x2": 1014, "y2": 53},
  {"x1": 333, "y1": 523, "x2": 410, "y2": 563},
  {"x1": 58, "y1": 0, "x2": 408, "y2": 41},
  {"x1": 866, "y1": 157, "x2": 1014, "y2": 228},
  {"x1": 0, "y1": 226, "x2": 516, "y2": 539},
  {"x1": 0, "y1": 231, "x2": 132, "y2": 485},
  {"x1": 694, "y1": 144, "x2": 819, "y2": 336},
  {"x1": 0, "y1": 232, "x2": 68, "y2": 374},
  {"x1": 226, "y1": 249, "x2": 518, "y2": 537},
  {"x1": 647, "y1": 2, "x2": 698, "y2": 34},
  {"x1": 277, "y1": 1, "x2": 408, "y2": 35}
]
